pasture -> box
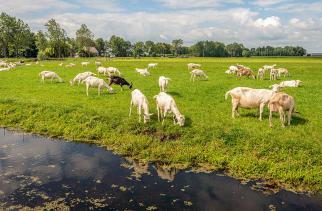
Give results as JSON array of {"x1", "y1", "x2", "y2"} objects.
[{"x1": 0, "y1": 57, "x2": 321, "y2": 193}]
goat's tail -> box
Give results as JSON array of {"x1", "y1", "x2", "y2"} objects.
[{"x1": 225, "y1": 90, "x2": 231, "y2": 100}]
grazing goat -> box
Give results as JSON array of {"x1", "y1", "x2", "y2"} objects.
[
  {"x1": 148, "y1": 63, "x2": 158, "y2": 69},
  {"x1": 159, "y1": 76, "x2": 171, "y2": 92},
  {"x1": 187, "y1": 63, "x2": 201, "y2": 70},
  {"x1": 279, "y1": 80, "x2": 302, "y2": 87},
  {"x1": 59, "y1": 63, "x2": 63, "y2": 67},
  {"x1": 129, "y1": 89, "x2": 152, "y2": 123},
  {"x1": 257, "y1": 68, "x2": 265, "y2": 80},
  {"x1": 136, "y1": 68, "x2": 150, "y2": 76},
  {"x1": 108, "y1": 75, "x2": 132, "y2": 91},
  {"x1": 263, "y1": 64, "x2": 276, "y2": 71},
  {"x1": 277, "y1": 68, "x2": 290, "y2": 77},
  {"x1": 268, "y1": 92, "x2": 295, "y2": 128},
  {"x1": 39, "y1": 71, "x2": 63, "y2": 83},
  {"x1": 190, "y1": 69, "x2": 208, "y2": 82},
  {"x1": 225, "y1": 65, "x2": 238, "y2": 74},
  {"x1": 97, "y1": 67, "x2": 109, "y2": 75},
  {"x1": 82, "y1": 76, "x2": 113, "y2": 96},
  {"x1": 70, "y1": 71, "x2": 96, "y2": 86},
  {"x1": 154, "y1": 92, "x2": 185, "y2": 126},
  {"x1": 236, "y1": 68, "x2": 256, "y2": 79},
  {"x1": 81, "y1": 61, "x2": 90, "y2": 67},
  {"x1": 270, "y1": 68, "x2": 278, "y2": 80},
  {"x1": 106, "y1": 67, "x2": 121, "y2": 76},
  {"x1": 225, "y1": 85, "x2": 281, "y2": 121},
  {"x1": 95, "y1": 61, "x2": 102, "y2": 66}
]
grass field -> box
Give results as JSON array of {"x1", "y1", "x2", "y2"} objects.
[{"x1": 0, "y1": 57, "x2": 321, "y2": 193}]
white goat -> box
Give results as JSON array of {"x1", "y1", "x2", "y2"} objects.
[
  {"x1": 82, "y1": 76, "x2": 113, "y2": 96},
  {"x1": 268, "y1": 92, "x2": 295, "y2": 128},
  {"x1": 270, "y1": 68, "x2": 278, "y2": 80},
  {"x1": 190, "y1": 69, "x2": 208, "y2": 82},
  {"x1": 95, "y1": 61, "x2": 102, "y2": 66},
  {"x1": 129, "y1": 89, "x2": 152, "y2": 123},
  {"x1": 225, "y1": 85, "x2": 281, "y2": 121},
  {"x1": 39, "y1": 71, "x2": 63, "y2": 83},
  {"x1": 136, "y1": 68, "x2": 150, "y2": 76},
  {"x1": 277, "y1": 68, "x2": 290, "y2": 77},
  {"x1": 159, "y1": 76, "x2": 171, "y2": 92},
  {"x1": 154, "y1": 92, "x2": 185, "y2": 126},
  {"x1": 188, "y1": 63, "x2": 201, "y2": 70},
  {"x1": 106, "y1": 67, "x2": 121, "y2": 76},
  {"x1": 59, "y1": 63, "x2": 63, "y2": 67},
  {"x1": 257, "y1": 68, "x2": 265, "y2": 80},
  {"x1": 279, "y1": 80, "x2": 302, "y2": 88},
  {"x1": 70, "y1": 71, "x2": 96, "y2": 86},
  {"x1": 263, "y1": 64, "x2": 276, "y2": 71},
  {"x1": 97, "y1": 67, "x2": 108, "y2": 75},
  {"x1": 225, "y1": 66, "x2": 238, "y2": 74},
  {"x1": 148, "y1": 63, "x2": 158, "y2": 69},
  {"x1": 81, "y1": 61, "x2": 90, "y2": 67}
]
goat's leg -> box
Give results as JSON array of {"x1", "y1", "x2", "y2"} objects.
[
  {"x1": 157, "y1": 106, "x2": 160, "y2": 122},
  {"x1": 162, "y1": 110, "x2": 167, "y2": 125},
  {"x1": 190, "y1": 74, "x2": 193, "y2": 82},
  {"x1": 259, "y1": 103, "x2": 265, "y2": 121},
  {"x1": 288, "y1": 108, "x2": 292, "y2": 126},
  {"x1": 86, "y1": 85, "x2": 89, "y2": 96},
  {"x1": 232, "y1": 100, "x2": 238, "y2": 118},
  {"x1": 269, "y1": 110, "x2": 273, "y2": 127},
  {"x1": 129, "y1": 101, "x2": 133, "y2": 117},
  {"x1": 279, "y1": 109, "x2": 285, "y2": 128},
  {"x1": 138, "y1": 106, "x2": 141, "y2": 122}
]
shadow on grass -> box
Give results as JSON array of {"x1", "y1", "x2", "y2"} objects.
[
  {"x1": 239, "y1": 112, "x2": 308, "y2": 126},
  {"x1": 291, "y1": 115, "x2": 308, "y2": 126},
  {"x1": 167, "y1": 91, "x2": 182, "y2": 97}
]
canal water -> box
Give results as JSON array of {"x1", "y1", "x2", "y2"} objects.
[{"x1": 0, "y1": 129, "x2": 321, "y2": 210}]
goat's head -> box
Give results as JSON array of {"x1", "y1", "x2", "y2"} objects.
[
  {"x1": 270, "y1": 84, "x2": 281, "y2": 92},
  {"x1": 176, "y1": 115, "x2": 185, "y2": 127},
  {"x1": 129, "y1": 82, "x2": 133, "y2": 89}
]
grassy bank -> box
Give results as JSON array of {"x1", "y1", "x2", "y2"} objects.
[{"x1": 0, "y1": 57, "x2": 321, "y2": 193}]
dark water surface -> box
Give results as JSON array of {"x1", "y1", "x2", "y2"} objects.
[{"x1": 0, "y1": 129, "x2": 321, "y2": 210}]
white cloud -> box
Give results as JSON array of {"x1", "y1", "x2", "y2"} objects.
[
  {"x1": 1, "y1": 0, "x2": 321, "y2": 52},
  {"x1": 253, "y1": 16, "x2": 281, "y2": 28},
  {"x1": 156, "y1": 0, "x2": 243, "y2": 9},
  {"x1": 251, "y1": 0, "x2": 288, "y2": 7}
]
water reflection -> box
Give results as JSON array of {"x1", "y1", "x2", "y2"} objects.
[{"x1": 0, "y1": 129, "x2": 321, "y2": 210}]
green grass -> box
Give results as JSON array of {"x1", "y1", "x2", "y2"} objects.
[{"x1": 0, "y1": 57, "x2": 321, "y2": 193}]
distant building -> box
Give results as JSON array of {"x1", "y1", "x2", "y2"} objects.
[
  {"x1": 308, "y1": 53, "x2": 322, "y2": 57},
  {"x1": 83, "y1": 46, "x2": 99, "y2": 56}
]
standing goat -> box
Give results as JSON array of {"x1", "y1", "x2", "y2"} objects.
[
  {"x1": 82, "y1": 76, "x2": 113, "y2": 96},
  {"x1": 108, "y1": 75, "x2": 132, "y2": 91},
  {"x1": 39, "y1": 71, "x2": 63, "y2": 83},
  {"x1": 129, "y1": 89, "x2": 152, "y2": 123},
  {"x1": 190, "y1": 69, "x2": 208, "y2": 82},
  {"x1": 159, "y1": 76, "x2": 171, "y2": 92},
  {"x1": 225, "y1": 85, "x2": 281, "y2": 121},
  {"x1": 70, "y1": 72, "x2": 96, "y2": 86},
  {"x1": 154, "y1": 92, "x2": 185, "y2": 126},
  {"x1": 268, "y1": 92, "x2": 295, "y2": 128}
]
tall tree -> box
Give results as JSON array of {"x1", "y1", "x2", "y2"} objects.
[
  {"x1": 109, "y1": 35, "x2": 131, "y2": 57},
  {"x1": 171, "y1": 39, "x2": 183, "y2": 56},
  {"x1": 76, "y1": 24, "x2": 94, "y2": 54},
  {"x1": 95, "y1": 38, "x2": 105, "y2": 56},
  {"x1": 45, "y1": 19, "x2": 67, "y2": 58},
  {"x1": 132, "y1": 41, "x2": 144, "y2": 58}
]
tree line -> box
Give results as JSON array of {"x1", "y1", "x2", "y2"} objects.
[{"x1": 0, "y1": 12, "x2": 307, "y2": 59}]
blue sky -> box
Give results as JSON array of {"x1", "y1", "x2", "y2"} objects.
[{"x1": 1, "y1": 0, "x2": 322, "y2": 52}]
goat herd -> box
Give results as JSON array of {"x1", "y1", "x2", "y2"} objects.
[{"x1": 1, "y1": 59, "x2": 303, "y2": 128}]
